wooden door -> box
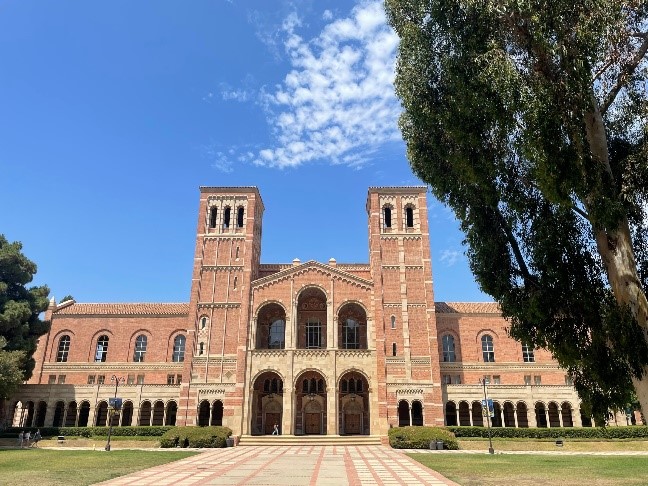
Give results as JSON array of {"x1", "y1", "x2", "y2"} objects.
[
  {"x1": 345, "y1": 414, "x2": 361, "y2": 434},
  {"x1": 305, "y1": 413, "x2": 320, "y2": 434},
  {"x1": 265, "y1": 413, "x2": 280, "y2": 434}
]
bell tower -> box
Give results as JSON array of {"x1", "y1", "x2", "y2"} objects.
[
  {"x1": 367, "y1": 187, "x2": 443, "y2": 428},
  {"x1": 177, "y1": 187, "x2": 263, "y2": 428}
]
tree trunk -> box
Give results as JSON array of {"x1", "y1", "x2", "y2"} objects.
[{"x1": 584, "y1": 102, "x2": 648, "y2": 416}]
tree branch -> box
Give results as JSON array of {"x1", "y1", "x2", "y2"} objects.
[
  {"x1": 601, "y1": 37, "x2": 648, "y2": 115},
  {"x1": 494, "y1": 207, "x2": 538, "y2": 288}
]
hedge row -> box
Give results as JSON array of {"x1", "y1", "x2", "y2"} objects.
[
  {"x1": 160, "y1": 426, "x2": 232, "y2": 448},
  {"x1": 2, "y1": 426, "x2": 172, "y2": 438},
  {"x1": 447, "y1": 426, "x2": 648, "y2": 439},
  {"x1": 388, "y1": 426, "x2": 459, "y2": 450}
]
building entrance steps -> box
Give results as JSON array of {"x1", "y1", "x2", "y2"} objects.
[{"x1": 238, "y1": 434, "x2": 383, "y2": 446}]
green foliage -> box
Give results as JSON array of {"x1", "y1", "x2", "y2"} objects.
[
  {"x1": 159, "y1": 426, "x2": 232, "y2": 448},
  {"x1": 59, "y1": 295, "x2": 74, "y2": 303},
  {"x1": 388, "y1": 426, "x2": 459, "y2": 449},
  {"x1": 2, "y1": 426, "x2": 172, "y2": 438},
  {"x1": 0, "y1": 337, "x2": 26, "y2": 399},
  {"x1": 386, "y1": 0, "x2": 648, "y2": 420},
  {"x1": 447, "y1": 426, "x2": 648, "y2": 439},
  {"x1": 0, "y1": 235, "x2": 50, "y2": 382}
]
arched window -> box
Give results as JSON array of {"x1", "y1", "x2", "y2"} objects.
[
  {"x1": 223, "y1": 207, "x2": 231, "y2": 228},
  {"x1": 199, "y1": 316, "x2": 208, "y2": 330},
  {"x1": 199, "y1": 342, "x2": 205, "y2": 355},
  {"x1": 341, "y1": 379, "x2": 348, "y2": 393},
  {"x1": 442, "y1": 334, "x2": 456, "y2": 362},
  {"x1": 209, "y1": 207, "x2": 217, "y2": 228},
  {"x1": 172, "y1": 335, "x2": 186, "y2": 362},
  {"x1": 392, "y1": 343, "x2": 397, "y2": 356},
  {"x1": 95, "y1": 335, "x2": 109, "y2": 362},
  {"x1": 391, "y1": 315, "x2": 396, "y2": 329},
  {"x1": 56, "y1": 335, "x2": 70, "y2": 362},
  {"x1": 405, "y1": 206, "x2": 414, "y2": 228},
  {"x1": 233, "y1": 277, "x2": 238, "y2": 289},
  {"x1": 268, "y1": 319, "x2": 285, "y2": 349},
  {"x1": 235, "y1": 246, "x2": 240, "y2": 259},
  {"x1": 383, "y1": 206, "x2": 392, "y2": 228},
  {"x1": 342, "y1": 318, "x2": 360, "y2": 349},
  {"x1": 482, "y1": 334, "x2": 495, "y2": 362},
  {"x1": 133, "y1": 335, "x2": 147, "y2": 362},
  {"x1": 237, "y1": 207, "x2": 244, "y2": 228},
  {"x1": 522, "y1": 343, "x2": 535, "y2": 362}
]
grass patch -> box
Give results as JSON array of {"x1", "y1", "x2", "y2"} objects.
[
  {"x1": 0, "y1": 449, "x2": 197, "y2": 485},
  {"x1": 410, "y1": 453, "x2": 648, "y2": 485},
  {"x1": 458, "y1": 438, "x2": 648, "y2": 452}
]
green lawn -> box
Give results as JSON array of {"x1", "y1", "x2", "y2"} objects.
[
  {"x1": 0, "y1": 449, "x2": 198, "y2": 485},
  {"x1": 410, "y1": 453, "x2": 648, "y2": 486}
]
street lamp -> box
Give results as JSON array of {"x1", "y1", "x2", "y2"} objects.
[
  {"x1": 105, "y1": 375, "x2": 125, "y2": 451},
  {"x1": 480, "y1": 378, "x2": 495, "y2": 454}
]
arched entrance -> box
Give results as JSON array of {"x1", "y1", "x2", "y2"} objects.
[
  {"x1": 95, "y1": 401, "x2": 108, "y2": 426},
  {"x1": 411, "y1": 400, "x2": 423, "y2": 426},
  {"x1": 210, "y1": 400, "x2": 223, "y2": 426},
  {"x1": 338, "y1": 371, "x2": 370, "y2": 435},
  {"x1": 295, "y1": 370, "x2": 326, "y2": 435},
  {"x1": 398, "y1": 400, "x2": 410, "y2": 426},
  {"x1": 517, "y1": 402, "x2": 529, "y2": 427},
  {"x1": 251, "y1": 371, "x2": 284, "y2": 435},
  {"x1": 198, "y1": 400, "x2": 210, "y2": 426},
  {"x1": 471, "y1": 401, "x2": 484, "y2": 426},
  {"x1": 445, "y1": 401, "x2": 457, "y2": 426},
  {"x1": 78, "y1": 401, "x2": 90, "y2": 427}
]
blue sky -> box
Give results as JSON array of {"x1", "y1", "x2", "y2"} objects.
[{"x1": 0, "y1": 0, "x2": 488, "y2": 304}]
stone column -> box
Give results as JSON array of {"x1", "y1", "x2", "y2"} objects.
[
  {"x1": 513, "y1": 407, "x2": 519, "y2": 428},
  {"x1": 529, "y1": 406, "x2": 537, "y2": 428},
  {"x1": 544, "y1": 408, "x2": 550, "y2": 428},
  {"x1": 326, "y1": 300, "x2": 333, "y2": 350},
  {"x1": 573, "y1": 407, "x2": 582, "y2": 427},
  {"x1": 282, "y1": 390, "x2": 292, "y2": 436},
  {"x1": 558, "y1": 408, "x2": 564, "y2": 427},
  {"x1": 469, "y1": 407, "x2": 474, "y2": 426},
  {"x1": 500, "y1": 408, "x2": 505, "y2": 427},
  {"x1": 409, "y1": 403, "x2": 413, "y2": 426},
  {"x1": 326, "y1": 389, "x2": 336, "y2": 435},
  {"x1": 455, "y1": 407, "x2": 460, "y2": 427}
]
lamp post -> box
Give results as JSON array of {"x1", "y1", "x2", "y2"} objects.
[
  {"x1": 105, "y1": 375, "x2": 125, "y2": 451},
  {"x1": 480, "y1": 378, "x2": 495, "y2": 454}
]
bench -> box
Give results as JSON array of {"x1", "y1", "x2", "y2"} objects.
[{"x1": 57, "y1": 436, "x2": 65, "y2": 444}]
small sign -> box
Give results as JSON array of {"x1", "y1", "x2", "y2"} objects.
[
  {"x1": 109, "y1": 398, "x2": 123, "y2": 410},
  {"x1": 481, "y1": 398, "x2": 494, "y2": 418}
]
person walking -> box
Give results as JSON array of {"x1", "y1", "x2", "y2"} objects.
[
  {"x1": 24, "y1": 430, "x2": 31, "y2": 447},
  {"x1": 272, "y1": 423, "x2": 279, "y2": 435},
  {"x1": 33, "y1": 429, "x2": 41, "y2": 448},
  {"x1": 17, "y1": 430, "x2": 24, "y2": 448}
]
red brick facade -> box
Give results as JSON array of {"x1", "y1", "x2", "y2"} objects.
[{"x1": 12, "y1": 186, "x2": 597, "y2": 436}]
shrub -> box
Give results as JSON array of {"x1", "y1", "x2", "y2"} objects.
[
  {"x1": 159, "y1": 426, "x2": 232, "y2": 448},
  {"x1": 388, "y1": 426, "x2": 459, "y2": 450},
  {"x1": 446, "y1": 426, "x2": 648, "y2": 440}
]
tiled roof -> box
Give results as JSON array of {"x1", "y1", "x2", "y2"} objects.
[
  {"x1": 54, "y1": 303, "x2": 189, "y2": 316},
  {"x1": 435, "y1": 302, "x2": 501, "y2": 314}
]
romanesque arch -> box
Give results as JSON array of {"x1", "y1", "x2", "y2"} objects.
[
  {"x1": 251, "y1": 370, "x2": 284, "y2": 435},
  {"x1": 256, "y1": 303, "x2": 286, "y2": 349},
  {"x1": 294, "y1": 369, "x2": 327, "y2": 434},
  {"x1": 297, "y1": 287, "x2": 327, "y2": 349},
  {"x1": 337, "y1": 302, "x2": 367, "y2": 350},
  {"x1": 338, "y1": 370, "x2": 370, "y2": 435}
]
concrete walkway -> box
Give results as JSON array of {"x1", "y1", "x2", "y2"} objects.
[{"x1": 93, "y1": 445, "x2": 459, "y2": 486}]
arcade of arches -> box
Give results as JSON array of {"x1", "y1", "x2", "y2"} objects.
[
  {"x1": 247, "y1": 369, "x2": 372, "y2": 436},
  {"x1": 12, "y1": 399, "x2": 179, "y2": 427},
  {"x1": 444, "y1": 400, "x2": 595, "y2": 427}
]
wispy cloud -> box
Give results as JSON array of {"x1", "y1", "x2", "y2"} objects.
[
  {"x1": 222, "y1": 1, "x2": 401, "y2": 171},
  {"x1": 256, "y1": 1, "x2": 400, "y2": 168},
  {"x1": 439, "y1": 249, "x2": 462, "y2": 267}
]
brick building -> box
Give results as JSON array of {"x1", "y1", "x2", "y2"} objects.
[{"x1": 11, "y1": 186, "x2": 598, "y2": 438}]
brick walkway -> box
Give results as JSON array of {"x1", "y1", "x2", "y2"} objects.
[{"x1": 93, "y1": 445, "x2": 458, "y2": 486}]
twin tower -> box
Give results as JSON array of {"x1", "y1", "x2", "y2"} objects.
[{"x1": 176, "y1": 186, "x2": 443, "y2": 437}]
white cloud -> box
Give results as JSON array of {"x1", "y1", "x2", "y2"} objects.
[
  {"x1": 440, "y1": 249, "x2": 462, "y2": 267},
  {"x1": 322, "y1": 9, "x2": 333, "y2": 21},
  {"x1": 242, "y1": 0, "x2": 401, "y2": 169}
]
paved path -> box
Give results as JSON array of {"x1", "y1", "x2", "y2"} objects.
[{"x1": 94, "y1": 445, "x2": 458, "y2": 486}]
